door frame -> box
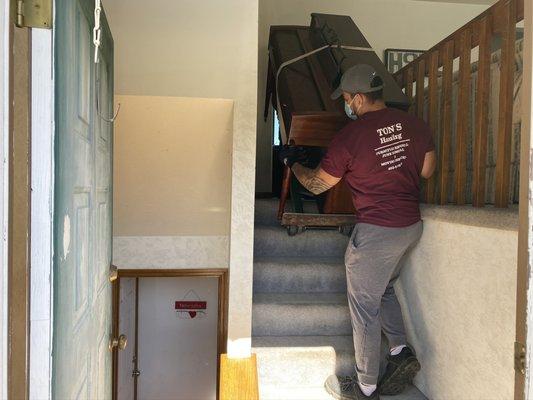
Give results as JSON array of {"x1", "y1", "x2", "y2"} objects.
[
  {"x1": 7, "y1": 2, "x2": 31, "y2": 399},
  {"x1": 29, "y1": 24, "x2": 54, "y2": 400},
  {"x1": 520, "y1": 0, "x2": 533, "y2": 398},
  {"x1": 112, "y1": 268, "x2": 229, "y2": 400},
  {"x1": 1, "y1": 1, "x2": 11, "y2": 398},
  {"x1": 4, "y1": 0, "x2": 54, "y2": 398}
]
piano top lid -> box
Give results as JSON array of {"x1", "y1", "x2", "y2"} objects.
[{"x1": 310, "y1": 13, "x2": 409, "y2": 109}]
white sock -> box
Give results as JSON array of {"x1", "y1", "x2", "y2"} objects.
[
  {"x1": 358, "y1": 382, "x2": 377, "y2": 396},
  {"x1": 390, "y1": 344, "x2": 407, "y2": 356}
]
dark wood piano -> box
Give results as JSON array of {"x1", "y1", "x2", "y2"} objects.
[{"x1": 265, "y1": 14, "x2": 409, "y2": 235}]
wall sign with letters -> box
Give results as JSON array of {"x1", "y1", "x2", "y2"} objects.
[
  {"x1": 175, "y1": 290, "x2": 207, "y2": 319},
  {"x1": 384, "y1": 48, "x2": 425, "y2": 74}
]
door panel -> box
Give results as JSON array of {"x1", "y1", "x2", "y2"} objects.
[
  {"x1": 53, "y1": 0, "x2": 114, "y2": 398},
  {"x1": 118, "y1": 278, "x2": 137, "y2": 400},
  {"x1": 138, "y1": 277, "x2": 219, "y2": 399}
]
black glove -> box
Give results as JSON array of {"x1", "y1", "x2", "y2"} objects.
[{"x1": 278, "y1": 146, "x2": 308, "y2": 168}]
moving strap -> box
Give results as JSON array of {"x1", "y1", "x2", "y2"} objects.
[{"x1": 273, "y1": 44, "x2": 374, "y2": 144}]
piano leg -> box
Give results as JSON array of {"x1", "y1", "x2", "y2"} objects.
[{"x1": 278, "y1": 165, "x2": 292, "y2": 220}]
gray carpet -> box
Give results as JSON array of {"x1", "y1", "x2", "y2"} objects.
[{"x1": 252, "y1": 199, "x2": 427, "y2": 400}]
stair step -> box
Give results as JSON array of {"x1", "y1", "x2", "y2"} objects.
[
  {"x1": 254, "y1": 199, "x2": 281, "y2": 227},
  {"x1": 254, "y1": 257, "x2": 346, "y2": 294},
  {"x1": 252, "y1": 292, "x2": 351, "y2": 336},
  {"x1": 254, "y1": 226, "x2": 349, "y2": 258}
]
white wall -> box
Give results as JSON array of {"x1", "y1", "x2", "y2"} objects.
[
  {"x1": 113, "y1": 95, "x2": 233, "y2": 237},
  {"x1": 112, "y1": 94, "x2": 234, "y2": 270},
  {"x1": 256, "y1": 0, "x2": 493, "y2": 192},
  {"x1": 105, "y1": 0, "x2": 259, "y2": 357},
  {"x1": 396, "y1": 205, "x2": 518, "y2": 400}
]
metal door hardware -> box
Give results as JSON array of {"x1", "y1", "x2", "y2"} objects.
[
  {"x1": 16, "y1": 0, "x2": 52, "y2": 28},
  {"x1": 515, "y1": 341, "x2": 526, "y2": 375},
  {"x1": 109, "y1": 334, "x2": 128, "y2": 351},
  {"x1": 109, "y1": 265, "x2": 118, "y2": 282}
]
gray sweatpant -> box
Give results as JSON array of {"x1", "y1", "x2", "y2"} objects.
[{"x1": 344, "y1": 221, "x2": 423, "y2": 385}]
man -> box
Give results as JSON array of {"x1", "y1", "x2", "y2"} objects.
[{"x1": 279, "y1": 64, "x2": 436, "y2": 400}]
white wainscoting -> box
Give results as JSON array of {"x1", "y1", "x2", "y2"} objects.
[{"x1": 113, "y1": 236, "x2": 229, "y2": 269}]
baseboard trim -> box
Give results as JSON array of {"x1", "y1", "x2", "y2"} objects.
[{"x1": 219, "y1": 353, "x2": 259, "y2": 400}]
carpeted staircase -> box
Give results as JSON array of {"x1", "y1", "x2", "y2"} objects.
[{"x1": 252, "y1": 199, "x2": 427, "y2": 400}]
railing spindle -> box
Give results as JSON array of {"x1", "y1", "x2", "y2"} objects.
[
  {"x1": 494, "y1": 0, "x2": 516, "y2": 207},
  {"x1": 454, "y1": 29, "x2": 472, "y2": 205},
  {"x1": 404, "y1": 67, "x2": 414, "y2": 114},
  {"x1": 440, "y1": 41, "x2": 454, "y2": 205},
  {"x1": 416, "y1": 59, "x2": 426, "y2": 120},
  {"x1": 426, "y1": 51, "x2": 439, "y2": 203},
  {"x1": 472, "y1": 16, "x2": 492, "y2": 207},
  {"x1": 415, "y1": 59, "x2": 428, "y2": 201}
]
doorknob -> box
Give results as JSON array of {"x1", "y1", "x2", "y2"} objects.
[
  {"x1": 109, "y1": 334, "x2": 127, "y2": 351},
  {"x1": 109, "y1": 264, "x2": 118, "y2": 282}
]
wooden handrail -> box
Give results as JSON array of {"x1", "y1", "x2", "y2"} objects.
[
  {"x1": 395, "y1": 0, "x2": 524, "y2": 81},
  {"x1": 394, "y1": 0, "x2": 524, "y2": 207}
]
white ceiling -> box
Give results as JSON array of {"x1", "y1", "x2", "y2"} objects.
[{"x1": 412, "y1": 0, "x2": 496, "y2": 4}]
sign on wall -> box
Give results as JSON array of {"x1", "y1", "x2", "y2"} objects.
[
  {"x1": 384, "y1": 48, "x2": 425, "y2": 74},
  {"x1": 175, "y1": 290, "x2": 207, "y2": 319}
]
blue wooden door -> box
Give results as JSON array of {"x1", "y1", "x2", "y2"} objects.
[{"x1": 53, "y1": 0, "x2": 114, "y2": 398}]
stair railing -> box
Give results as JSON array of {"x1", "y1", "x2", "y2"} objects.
[{"x1": 393, "y1": 0, "x2": 524, "y2": 207}]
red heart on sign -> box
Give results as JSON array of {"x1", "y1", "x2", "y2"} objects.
[{"x1": 188, "y1": 311, "x2": 197, "y2": 318}]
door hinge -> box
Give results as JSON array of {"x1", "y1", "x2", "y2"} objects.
[
  {"x1": 15, "y1": 0, "x2": 52, "y2": 29},
  {"x1": 515, "y1": 342, "x2": 526, "y2": 375}
]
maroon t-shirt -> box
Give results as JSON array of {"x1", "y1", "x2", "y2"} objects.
[{"x1": 321, "y1": 107, "x2": 435, "y2": 227}]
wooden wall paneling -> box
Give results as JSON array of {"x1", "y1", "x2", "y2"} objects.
[
  {"x1": 426, "y1": 50, "x2": 439, "y2": 203},
  {"x1": 454, "y1": 28, "x2": 472, "y2": 205},
  {"x1": 439, "y1": 41, "x2": 454, "y2": 205},
  {"x1": 472, "y1": 16, "x2": 492, "y2": 207},
  {"x1": 495, "y1": 0, "x2": 516, "y2": 207}
]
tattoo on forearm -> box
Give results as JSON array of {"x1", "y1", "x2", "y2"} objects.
[{"x1": 292, "y1": 163, "x2": 333, "y2": 195}]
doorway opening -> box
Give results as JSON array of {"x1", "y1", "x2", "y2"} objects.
[{"x1": 113, "y1": 269, "x2": 228, "y2": 400}]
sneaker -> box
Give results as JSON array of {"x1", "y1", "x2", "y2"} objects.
[
  {"x1": 378, "y1": 346, "x2": 421, "y2": 395},
  {"x1": 324, "y1": 374, "x2": 380, "y2": 400}
]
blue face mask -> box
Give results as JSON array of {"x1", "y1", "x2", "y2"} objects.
[{"x1": 344, "y1": 96, "x2": 358, "y2": 120}]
